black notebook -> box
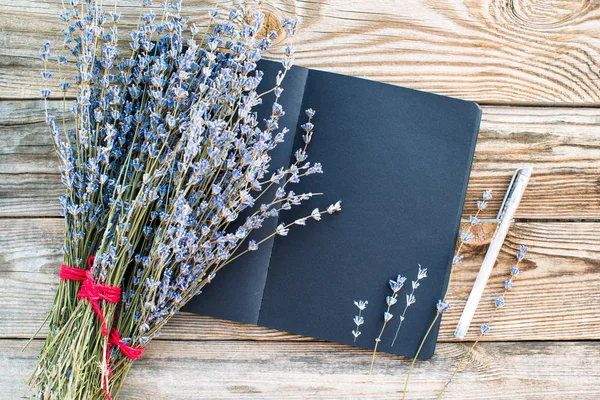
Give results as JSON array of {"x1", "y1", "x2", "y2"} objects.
[{"x1": 183, "y1": 60, "x2": 481, "y2": 359}]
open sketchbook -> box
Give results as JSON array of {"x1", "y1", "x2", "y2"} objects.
[{"x1": 183, "y1": 60, "x2": 481, "y2": 359}]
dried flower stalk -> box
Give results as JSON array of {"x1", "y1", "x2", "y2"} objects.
[
  {"x1": 352, "y1": 300, "x2": 368, "y2": 342},
  {"x1": 391, "y1": 265, "x2": 427, "y2": 347},
  {"x1": 435, "y1": 245, "x2": 528, "y2": 399},
  {"x1": 369, "y1": 274, "x2": 406, "y2": 374},
  {"x1": 402, "y1": 190, "x2": 492, "y2": 399}
]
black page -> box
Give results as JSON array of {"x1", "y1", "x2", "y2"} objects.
[
  {"x1": 185, "y1": 61, "x2": 480, "y2": 359},
  {"x1": 182, "y1": 62, "x2": 308, "y2": 324}
]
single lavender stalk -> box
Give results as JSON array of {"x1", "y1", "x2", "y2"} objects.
[
  {"x1": 435, "y1": 245, "x2": 528, "y2": 399},
  {"x1": 352, "y1": 300, "x2": 368, "y2": 342},
  {"x1": 369, "y1": 274, "x2": 406, "y2": 374},
  {"x1": 402, "y1": 190, "x2": 492, "y2": 399},
  {"x1": 391, "y1": 265, "x2": 428, "y2": 347}
]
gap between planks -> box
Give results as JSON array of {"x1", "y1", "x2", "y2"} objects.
[{"x1": 3, "y1": 98, "x2": 600, "y2": 109}]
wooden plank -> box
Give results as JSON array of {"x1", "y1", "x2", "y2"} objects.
[
  {"x1": 1, "y1": 218, "x2": 599, "y2": 342},
  {"x1": 0, "y1": 100, "x2": 67, "y2": 175},
  {"x1": 463, "y1": 105, "x2": 600, "y2": 219},
  {"x1": 2, "y1": 100, "x2": 600, "y2": 219},
  {"x1": 2, "y1": 1, "x2": 600, "y2": 102},
  {"x1": 2, "y1": 339, "x2": 599, "y2": 399},
  {"x1": 0, "y1": 174, "x2": 63, "y2": 217}
]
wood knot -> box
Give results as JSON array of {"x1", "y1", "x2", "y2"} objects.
[
  {"x1": 492, "y1": 0, "x2": 593, "y2": 30},
  {"x1": 257, "y1": 10, "x2": 285, "y2": 45}
]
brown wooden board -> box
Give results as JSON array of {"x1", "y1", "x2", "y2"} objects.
[
  {"x1": 1, "y1": 218, "x2": 598, "y2": 342},
  {"x1": 1, "y1": 101, "x2": 600, "y2": 219},
  {"x1": 2, "y1": 1, "x2": 600, "y2": 103},
  {"x1": 2, "y1": 339, "x2": 599, "y2": 399}
]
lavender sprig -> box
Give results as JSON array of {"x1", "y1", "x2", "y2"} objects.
[
  {"x1": 391, "y1": 265, "x2": 427, "y2": 347},
  {"x1": 352, "y1": 300, "x2": 368, "y2": 342},
  {"x1": 369, "y1": 274, "x2": 406, "y2": 374},
  {"x1": 402, "y1": 190, "x2": 492, "y2": 399},
  {"x1": 453, "y1": 189, "x2": 491, "y2": 265},
  {"x1": 435, "y1": 245, "x2": 529, "y2": 399}
]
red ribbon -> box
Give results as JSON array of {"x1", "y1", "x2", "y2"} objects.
[
  {"x1": 108, "y1": 327, "x2": 145, "y2": 361},
  {"x1": 59, "y1": 256, "x2": 145, "y2": 400},
  {"x1": 59, "y1": 256, "x2": 121, "y2": 336},
  {"x1": 103, "y1": 327, "x2": 146, "y2": 400}
]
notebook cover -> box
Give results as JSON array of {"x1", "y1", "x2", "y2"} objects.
[{"x1": 183, "y1": 60, "x2": 481, "y2": 359}]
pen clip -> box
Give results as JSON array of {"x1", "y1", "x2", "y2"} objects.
[{"x1": 496, "y1": 168, "x2": 521, "y2": 223}]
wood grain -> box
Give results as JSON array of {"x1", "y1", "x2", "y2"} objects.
[
  {"x1": 1, "y1": 218, "x2": 598, "y2": 342},
  {"x1": 2, "y1": 0, "x2": 600, "y2": 103},
  {"x1": 2, "y1": 339, "x2": 599, "y2": 399},
  {"x1": 2, "y1": 100, "x2": 600, "y2": 219}
]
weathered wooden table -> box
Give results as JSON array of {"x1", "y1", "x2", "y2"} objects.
[{"x1": 1, "y1": 0, "x2": 599, "y2": 398}]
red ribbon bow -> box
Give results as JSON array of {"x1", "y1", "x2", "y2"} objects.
[
  {"x1": 59, "y1": 256, "x2": 121, "y2": 336},
  {"x1": 59, "y1": 256, "x2": 145, "y2": 400},
  {"x1": 108, "y1": 327, "x2": 145, "y2": 361},
  {"x1": 102, "y1": 327, "x2": 145, "y2": 400}
]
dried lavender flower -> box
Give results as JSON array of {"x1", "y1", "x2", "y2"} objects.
[
  {"x1": 383, "y1": 312, "x2": 393, "y2": 322},
  {"x1": 352, "y1": 300, "x2": 368, "y2": 342},
  {"x1": 494, "y1": 296, "x2": 505, "y2": 308},
  {"x1": 479, "y1": 323, "x2": 491, "y2": 335},
  {"x1": 389, "y1": 275, "x2": 407, "y2": 293},
  {"x1": 355, "y1": 300, "x2": 368, "y2": 311},
  {"x1": 248, "y1": 241, "x2": 259, "y2": 251},
  {"x1": 311, "y1": 208, "x2": 322, "y2": 221},
  {"x1": 460, "y1": 230, "x2": 474, "y2": 243},
  {"x1": 516, "y1": 244, "x2": 528, "y2": 261},
  {"x1": 452, "y1": 255, "x2": 464, "y2": 265},
  {"x1": 276, "y1": 224, "x2": 290, "y2": 236},
  {"x1": 436, "y1": 245, "x2": 529, "y2": 399},
  {"x1": 392, "y1": 264, "x2": 427, "y2": 347},
  {"x1": 370, "y1": 274, "x2": 406, "y2": 373},
  {"x1": 327, "y1": 201, "x2": 342, "y2": 214},
  {"x1": 482, "y1": 189, "x2": 493, "y2": 201},
  {"x1": 436, "y1": 300, "x2": 451, "y2": 314}
]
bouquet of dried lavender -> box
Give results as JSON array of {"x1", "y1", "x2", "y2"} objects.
[{"x1": 29, "y1": 1, "x2": 339, "y2": 399}]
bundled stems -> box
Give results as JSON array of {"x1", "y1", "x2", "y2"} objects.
[{"x1": 31, "y1": 2, "x2": 340, "y2": 398}]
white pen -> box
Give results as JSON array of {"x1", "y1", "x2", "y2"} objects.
[{"x1": 454, "y1": 167, "x2": 532, "y2": 340}]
